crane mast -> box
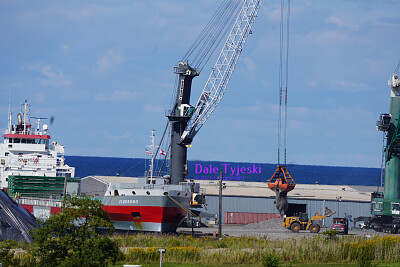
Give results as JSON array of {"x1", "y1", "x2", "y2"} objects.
[
  {"x1": 167, "y1": 63, "x2": 199, "y2": 185},
  {"x1": 167, "y1": 0, "x2": 262, "y2": 185},
  {"x1": 369, "y1": 73, "x2": 400, "y2": 232}
]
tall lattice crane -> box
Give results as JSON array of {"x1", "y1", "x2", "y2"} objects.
[{"x1": 163, "y1": 0, "x2": 263, "y2": 185}]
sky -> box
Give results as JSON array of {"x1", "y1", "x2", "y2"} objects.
[{"x1": 0, "y1": 0, "x2": 399, "y2": 168}]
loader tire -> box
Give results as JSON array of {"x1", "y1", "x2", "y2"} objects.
[
  {"x1": 310, "y1": 223, "x2": 320, "y2": 233},
  {"x1": 290, "y1": 222, "x2": 301, "y2": 233}
]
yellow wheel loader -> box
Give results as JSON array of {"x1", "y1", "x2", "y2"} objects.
[{"x1": 282, "y1": 212, "x2": 328, "y2": 233}]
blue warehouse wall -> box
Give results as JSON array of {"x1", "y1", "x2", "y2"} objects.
[{"x1": 200, "y1": 195, "x2": 371, "y2": 228}]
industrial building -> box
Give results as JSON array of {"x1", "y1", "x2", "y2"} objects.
[{"x1": 195, "y1": 180, "x2": 374, "y2": 228}]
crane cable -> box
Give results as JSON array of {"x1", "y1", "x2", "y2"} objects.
[
  {"x1": 395, "y1": 59, "x2": 400, "y2": 75},
  {"x1": 182, "y1": 0, "x2": 242, "y2": 71},
  {"x1": 278, "y1": 0, "x2": 290, "y2": 165}
]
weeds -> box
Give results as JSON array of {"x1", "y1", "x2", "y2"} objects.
[
  {"x1": 262, "y1": 251, "x2": 280, "y2": 267},
  {"x1": 2, "y1": 233, "x2": 400, "y2": 266},
  {"x1": 322, "y1": 230, "x2": 340, "y2": 240}
]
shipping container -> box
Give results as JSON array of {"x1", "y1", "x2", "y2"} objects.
[{"x1": 224, "y1": 211, "x2": 282, "y2": 224}]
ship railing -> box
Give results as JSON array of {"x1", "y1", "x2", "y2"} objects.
[{"x1": 16, "y1": 197, "x2": 63, "y2": 208}]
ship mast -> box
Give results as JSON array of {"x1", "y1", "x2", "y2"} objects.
[
  {"x1": 149, "y1": 129, "x2": 155, "y2": 179},
  {"x1": 146, "y1": 129, "x2": 159, "y2": 181},
  {"x1": 22, "y1": 100, "x2": 30, "y2": 134}
]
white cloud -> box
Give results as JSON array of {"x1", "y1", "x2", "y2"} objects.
[
  {"x1": 242, "y1": 57, "x2": 256, "y2": 72},
  {"x1": 41, "y1": 65, "x2": 60, "y2": 79},
  {"x1": 61, "y1": 44, "x2": 69, "y2": 52},
  {"x1": 20, "y1": 63, "x2": 71, "y2": 87},
  {"x1": 265, "y1": 7, "x2": 281, "y2": 22},
  {"x1": 327, "y1": 16, "x2": 359, "y2": 29},
  {"x1": 41, "y1": 65, "x2": 71, "y2": 87},
  {"x1": 103, "y1": 131, "x2": 131, "y2": 141},
  {"x1": 143, "y1": 104, "x2": 163, "y2": 113},
  {"x1": 95, "y1": 90, "x2": 138, "y2": 101},
  {"x1": 332, "y1": 78, "x2": 368, "y2": 92},
  {"x1": 96, "y1": 49, "x2": 124, "y2": 72}
]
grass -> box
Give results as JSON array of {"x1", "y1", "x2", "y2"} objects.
[
  {"x1": 112, "y1": 263, "x2": 400, "y2": 267},
  {"x1": 3, "y1": 233, "x2": 400, "y2": 266},
  {"x1": 113, "y1": 233, "x2": 400, "y2": 266}
]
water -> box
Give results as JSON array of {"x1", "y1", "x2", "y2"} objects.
[{"x1": 66, "y1": 156, "x2": 382, "y2": 186}]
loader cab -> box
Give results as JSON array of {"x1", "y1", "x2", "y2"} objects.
[{"x1": 299, "y1": 213, "x2": 309, "y2": 222}]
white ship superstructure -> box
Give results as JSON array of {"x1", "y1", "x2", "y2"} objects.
[{"x1": 0, "y1": 100, "x2": 75, "y2": 188}]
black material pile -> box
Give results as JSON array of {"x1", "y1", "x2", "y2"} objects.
[{"x1": 0, "y1": 190, "x2": 38, "y2": 242}]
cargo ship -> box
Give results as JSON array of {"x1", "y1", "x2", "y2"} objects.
[{"x1": 2, "y1": 100, "x2": 195, "y2": 233}]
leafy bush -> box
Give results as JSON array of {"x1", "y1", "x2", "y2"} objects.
[
  {"x1": 0, "y1": 248, "x2": 20, "y2": 267},
  {"x1": 322, "y1": 230, "x2": 340, "y2": 239},
  {"x1": 29, "y1": 196, "x2": 123, "y2": 266},
  {"x1": 262, "y1": 252, "x2": 280, "y2": 267}
]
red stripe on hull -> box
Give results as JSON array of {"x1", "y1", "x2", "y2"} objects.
[
  {"x1": 20, "y1": 204, "x2": 187, "y2": 224},
  {"x1": 20, "y1": 204, "x2": 61, "y2": 215},
  {"x1": 103, "y1": 205, "x2": 187, "y2": 223}
]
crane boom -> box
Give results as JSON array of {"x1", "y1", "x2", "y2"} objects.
[{"x1": 181, "y1": 0, "x2": 263, "y2": 144}]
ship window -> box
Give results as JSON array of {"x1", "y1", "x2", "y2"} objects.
[
  {"x1": 21, "y1": 139, "x2": 27, "y2": 144},
  {"x1": 146, "y1": 191, "x2": 150, "y2": 195},
  {"x1": 392, "y1": 203, "x2": 400, "y2": 211},
  {"x1": 131, "y1": 212, "x2": 141, "y2": 220},
  {"x1": 14, "y1": 138, "x2": 20, "y2": 143},
  {"x1": 114, "y1": 190, "x2": 119, "y2": 196},
  {"x1": 132, "y1": 191, "x2": 136, "y2": 195},
  {"x1": 5, "y1": 153, "x2": 8, "y2": 156},
  {"x1": 177, "y1": 192, "x2": 180, "y2": 196}
]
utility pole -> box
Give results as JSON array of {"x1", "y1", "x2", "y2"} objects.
[{"x1": 218, "y1": 172, "x2": 222, "y2": 238}]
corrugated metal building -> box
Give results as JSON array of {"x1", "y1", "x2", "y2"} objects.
[{"x1": 195, "y1": 181, "x2": 374, "y2": 227}]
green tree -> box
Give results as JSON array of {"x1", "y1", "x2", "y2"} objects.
[{"x1": 29, "y1": 195, "x2": 123, "y2": 267}]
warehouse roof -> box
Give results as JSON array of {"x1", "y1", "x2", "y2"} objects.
[{"x1": 195, "y1": 180, "x2": 374, "y2": 202}]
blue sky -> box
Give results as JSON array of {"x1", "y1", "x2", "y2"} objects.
[{"x1": 0, "y1": 0, "x2": 399, "y2": 168}]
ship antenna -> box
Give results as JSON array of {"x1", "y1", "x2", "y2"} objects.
[{"x1": 7, "y1": 87, "x2": 12, "y2": 132}]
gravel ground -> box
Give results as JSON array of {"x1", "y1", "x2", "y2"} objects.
[
  {"x1": 177, "y1": 219, "x2": 395, "y2": 240},
  {"x1": 243, "y1": 218, "x2": 284, "y2": 230}
]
